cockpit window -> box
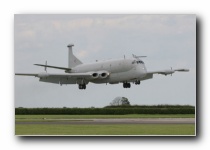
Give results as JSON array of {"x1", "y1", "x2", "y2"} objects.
[
  {"x1": 132, "y1": 60, "x2": 144, "y2": 64},
  {"x1": 138, "y1": 60, "x2": 144, "y2": 64}
]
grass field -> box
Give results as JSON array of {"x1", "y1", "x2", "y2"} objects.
[
  {"x1": 15, "y1": 114, "x2": 195, "y2": 136},
  {"x1": 15, "y1": 124, "x2": 195, "y2": 135},
  {"x1": 16, "y1": 114, "x2": 195, "y2": 120}
]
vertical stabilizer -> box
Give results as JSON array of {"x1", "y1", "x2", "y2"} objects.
[{"x1": 67, "y1": 44, "x2": 82, "y2": 68}]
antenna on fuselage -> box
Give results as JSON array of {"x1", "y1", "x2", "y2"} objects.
[
  {"x1": 45, "y1": 61, "x2": 47, "y2": 72},
  {"x1": 132, "y1": 54, "x2": 147, "y2": 59}
]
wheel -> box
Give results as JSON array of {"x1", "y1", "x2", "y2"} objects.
[
  {"x1": 83, "y1": 84, "x2": 86, "y2": 89},
  {"x1": 78, "y1": 84, "x2": 86, "y2": 90},
  {"x1": 135, "y1": 80, "x2": 140, "y2": 85},
  {"x1": 123, "y1": 83, "x2": 131, "y2": 88},
  {"x1": 123, "y1": 83, "x2": 125, "y2": 88}
]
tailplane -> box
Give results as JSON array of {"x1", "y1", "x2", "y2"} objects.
[{"x1": 67, "y1": 44, "x2": 82, "y2": 68}]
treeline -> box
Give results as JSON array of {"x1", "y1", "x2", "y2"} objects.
[
  {"x1": 104, "y1": 105, "x2": 194, "y2": 108},
  {"x1": 15, "y1": 105, "x2": 195, "y2": 115}
]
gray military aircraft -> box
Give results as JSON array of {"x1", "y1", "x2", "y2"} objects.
[{"x1": 15, "y1": 44, "x2": 189, "y2": 90}]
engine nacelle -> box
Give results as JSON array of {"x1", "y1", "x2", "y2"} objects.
[{"x1": 88, "y1": 71, "x2": 109, "y2": 79}]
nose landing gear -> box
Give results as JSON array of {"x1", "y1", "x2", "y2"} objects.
[
  {"x1": 78, "y1": 84, "x2": 86, "y2": 90},
  {"x1": 135, "y1": 80, "x2": 141, "y2": 85}
]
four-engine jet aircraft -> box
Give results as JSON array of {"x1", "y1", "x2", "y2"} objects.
[{"x1": 15, "y1": 44, "x2": 189, "y2": 90}]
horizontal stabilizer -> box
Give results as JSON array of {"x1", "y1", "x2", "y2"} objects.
[{"x1": 34, "y1": 64, "x2": 71, "y2": 71}]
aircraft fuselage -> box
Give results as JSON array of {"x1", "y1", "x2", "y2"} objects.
[{"x1": 71, "y1": 58, "x2": 147, "y2": 84}]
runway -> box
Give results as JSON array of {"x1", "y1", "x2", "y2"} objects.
[{"x1": 16, "y1": 118, "x2": 195, "y2": 125}]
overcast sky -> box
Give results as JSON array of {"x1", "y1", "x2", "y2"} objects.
[{"x1": 14, "y1": 14, "x2": 196, "y2": 108}]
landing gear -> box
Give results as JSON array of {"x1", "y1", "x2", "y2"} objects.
[
  {"x1": 123, "y1": 82, "x2": 131, "y2": 88},
  {"x1": 135, "y1": 80, "x2": 140, "y2": 85},
  {"x1": 78, "y1": 84, "x2": 86, "y2": 90}
]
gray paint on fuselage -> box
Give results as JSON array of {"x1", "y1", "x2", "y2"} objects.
[
  {"x1": 70, "y1": 58, "x2": 147, "y2": 84},
  {"x1": 72, "y1": 58, "x2": 131, "y2": 73}
]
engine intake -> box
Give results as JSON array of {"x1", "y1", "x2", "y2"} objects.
[
  {"x1": 92, "y1": 72, "x2": 99, "y2": 79},
  {"x1": 88, "y1": 71, "x2": 109, "y2": 79},
  {"x1": 99, "y1": 71, "x2": 109, "y2": 79}
]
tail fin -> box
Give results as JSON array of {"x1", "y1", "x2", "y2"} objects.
[{"x1": 67, "y1": 44, "x2": 82, "y2": 68}]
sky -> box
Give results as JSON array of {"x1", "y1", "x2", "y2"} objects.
[{"x1": 14, "y1": 14, "x2": 196, "y2": 108}]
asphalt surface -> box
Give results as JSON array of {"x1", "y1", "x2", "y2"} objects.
[{"x1": 16, "y1": 118, "x2": 195, "y2": 125}]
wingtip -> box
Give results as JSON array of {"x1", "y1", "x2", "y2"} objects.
[{"x1": 175, "y1": 69, "x2": 190, "y2": 72}]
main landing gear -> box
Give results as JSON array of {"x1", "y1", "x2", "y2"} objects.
[
  {"x1": 78, "y1": 84, "x2": 86, "y2": 90},
  {"x1": 123, "y1": 82, "x2": 131, "y2": 88},
  {"x1": 123, "y1": 80, "x2": 141, "y2": 88}
]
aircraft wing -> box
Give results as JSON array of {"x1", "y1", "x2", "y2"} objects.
[
  {"x1": 15, "y1": 72, "x2": 98, "y2": 84},
  {"x1": 147, "y1": 68, "x2": 189, "y2": 75},
  {"x1": 15, "y1": 72, "x2": 94, "y2": 78},
  {"x1": 141, "y1": 68, "x2": 189, "y2": 81}
]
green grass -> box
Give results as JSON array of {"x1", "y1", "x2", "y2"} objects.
[
  {"x1": 16, "y1": 114, "x2": 195, "y2": 121},
  {"x1": 15, "y1": 114, "x2": 195, "y2": 135},
  {"x1": 15, "y1": 124, "x2": 195, "y2": 135}
]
